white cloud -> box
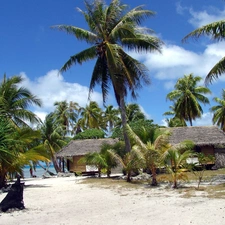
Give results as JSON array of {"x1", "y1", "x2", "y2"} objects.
[
  {"x1": 20, "y1": 70, "x2": 103, "y2": 120},
  {"x1": 193, "y1": 112, "x2": 213, "y2": 126},
  {"x1": 188, "y1": 8, "x2": 225, "y2": 28},
  {"x1": 130, "y1": 40, "x2": 225, "y2": 89},
  {"x1": 139, "y1": 105, "x2": 151, "y2": 119}
]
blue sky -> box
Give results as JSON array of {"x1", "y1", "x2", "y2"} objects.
[{"x1": 1, "y1": 0, "x2": 225, "y2": 126}]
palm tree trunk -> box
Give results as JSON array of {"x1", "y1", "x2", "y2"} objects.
[
  {"x1": 119, "y1": 97, "x2": 131, "y2": 153},
  {"x1": 127, "y1": 171, "x2": 131, "y2": 182},
  {"x1": 151, "y1": 166, "x2": 158, "y2": 186},
  {"x1": 0, "y1": 169, "x2": 7, "y2": 188}
]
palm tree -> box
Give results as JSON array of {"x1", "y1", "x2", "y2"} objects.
[
  {"x1": 166, "y1": 74, "x2": 211, "y2": 126},
  {"x1": 39, "y1": 113, "x2": 67, "y2": 173},
  {"x1": 0, "y1": 116, "x2": 49, "y2": 188},
  {"x1": 127, "y1": 125, "x2": 171, "y2": 186},
  {"x1": 103, "y1": 105, "x2": 120, "y2": 135},
  {"x1": 126, "y1": 103, "x2": 146, "y2": 123},
  {"x1": 52, "y1": 0, "x2": 163, "y2": 153},
  {"x1": 79, "y1": 143, "x2": 117, "y2": 177},
  {"x1": 182, "y1": 20, "x2": 225, "y2": 84},
  {"x1": 161, "y1": 142, "x2": 194, "y2": 189},
  {"x1": 0, "y1": 74, "x2": 42, "y2": 127},
  {"x1": 210, "y1": 89, "x2": 225, "y2": 131},
  {"x1": 53, "y1": 100, "x2": 80, "y2": 136},
  {"x1": 108, "y1": 148, "x2": 144, "y2": 182},
  {"x1": 163, "y1": 104, "x2": 187, "y2": 127},
  {"x1": 79, "y1": 101, "x2": 105, "y2": 130}
]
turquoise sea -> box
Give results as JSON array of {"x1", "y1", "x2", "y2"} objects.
[{"x1": 23, "y1": 164, "x2": 57, "y2": 178}]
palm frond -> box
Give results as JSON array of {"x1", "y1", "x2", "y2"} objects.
[
  {"x1": 205, "y1": 56, "x2": 225, "y2": 85},
  {"x1": 60, "y1": 46, "x2": 97, "y2": 72}
]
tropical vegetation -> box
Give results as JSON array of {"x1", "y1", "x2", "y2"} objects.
[
  {"x1": 183, "y1": 19, "x2": 225, "y2": 84},
  {"x1": 210, "y1": 89, "x2": 225, "y2": 132},
  {"x1": 166, "y1": 74, "x2": 211, "y2": 126},
  {"x1": 52, "y1": 0, "x2": 163, "y2": 154}
]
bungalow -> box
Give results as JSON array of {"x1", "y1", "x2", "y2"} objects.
[
  {"x1": 168, "y1": 126, "x2": 225, "y2": 169},
  {"x1": 56, "y1": 138, "x2": 118, "y2": 173}
]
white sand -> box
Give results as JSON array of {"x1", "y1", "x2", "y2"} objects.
[{"x1": 0, "y1": 176, "x2": 225, "y2": 225}]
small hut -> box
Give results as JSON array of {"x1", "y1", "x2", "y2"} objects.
[
  {"x1": 56, "y1": 138, "x2": 118, "y2": 173},
  {"x1": 168, "y1": 126, "x2": 225, "y2": 168}
]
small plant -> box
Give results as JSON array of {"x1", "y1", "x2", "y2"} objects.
[{"x1": 190, "y1": 153, "x2": 215, "y2": 189}]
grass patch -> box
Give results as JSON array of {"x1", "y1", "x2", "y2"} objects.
[{"x1": 78, "y1": 168, "x2": 225, "y2": 198}]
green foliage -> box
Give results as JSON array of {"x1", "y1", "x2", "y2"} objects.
[
  {"x1": 183, "y1": 19, "x2": 225, "y2": 84},
  {"x1": 190, "y1": 152, "x2": 215, "y2": 189},
  {"x1": 73, "y1": 128, "x2": 105, "y2": 140},
  {"x1": 210, "y1": 89, "x2": 225, "y2": 132},
  {"x1": 161, "y1": 144, "x2": 194, "y2": 188},
  {"x1": 166, "y1": 74, "x2": 211, "y2": 126},
  {"x1": 111, "y1": 119, "x2": 158, "y2": 140},
  {"x1": 0, "y1": 74, "x2": 42, "y2": 127}
]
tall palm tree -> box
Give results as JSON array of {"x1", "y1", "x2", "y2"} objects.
[
  {"x1": 210, "y1": 89, "x2": 225, "y2": 132},
  {"x1": 0, "y1": 74, "x2": 42, "y2": 127},
  {"x1": 183, "y1": 20, "x2": 225, "y2": 84},
  {"x1": 52, "y1": 0, "x2": 163, "y2": 153},
  {"x1": 166, "y1": 74, "x2": 211, "y2": 126},
  {"x1": 53, "y1": 100, "x2": 80, "y2": 136}
]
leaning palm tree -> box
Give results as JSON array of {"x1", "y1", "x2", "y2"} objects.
[
  {"x1": 210, "y1": 89, "x2": 225, "y2": 132},
  {"x1": 166, "y1": 74, "x2": 211, "y2": 126},
  {"x1": 52, "y1": 0, "x2": 163, "y2": 153},
  {"x1": 183, "y1": 20, "x2": 225, "y2": 84},
  {"x1": 0, "y1": 74, "x2": 42, "y2": 127}
]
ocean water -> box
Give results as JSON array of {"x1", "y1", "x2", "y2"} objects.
[{"x1": 23, "y1": 165, "x2": 57, "y2": 178}]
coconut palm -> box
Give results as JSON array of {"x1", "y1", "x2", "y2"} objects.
[
  {"x1": 0, "y1": 74, "x2": 42, "y2": 127},
  {"x1": 79, "y1": 101, "x2": 105, "y2": 130},
  {"x1": 0, "y1": 116, "x2": 49, "y2": 188},
  {"x1": 210, "y1": 89, "x2": 225, "y2": 131},
  {"x1": 182, "y1": 20, "x2": 225, "y2": 84},
  {"x1": 79, "y1": 143, "x2": 117, "y2": 177},
  {"x1": 39, "y1": 113, "x2": 67, "y2": 173},
  {"x1": 108, "y1": 148, "x2": 144, "y2": 182},
  {"x1": 52, "y1": 0, "x2": 163, "y2": 153},
  {"x1": 103, "y1": 105, "x2": 120, "y2": 135},
  {"x1": 161, "y1": 142, "x2": 194, "y2": 188},
  {"x1": 163, "y1": 104, "x2": 187, "y2": 127},
  {"x1": 126, "y1": 103, "x2": 146, "y2": 122},
  {"x1": 127, "y1": 125, "x2": 171, "y2": 186},
  {"x1": 53, "y1": 100, "x2": 80, "y2": 136},
  {"x1": 166, "y1": 74, "x2": 211, "y2": 126}
]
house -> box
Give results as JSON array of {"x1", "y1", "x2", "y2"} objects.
[
  {"x1": 168, "y1": 126, "x2": 225, "y2": 168},
  {"x1": 56, "y1": 138, "x2": 118, "y2": 173}
]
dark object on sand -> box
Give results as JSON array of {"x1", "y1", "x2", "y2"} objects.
[{"x1": 0, "y1": 176, "x2": 25, "y2": 212}]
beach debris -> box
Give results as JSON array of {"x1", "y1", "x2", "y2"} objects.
[{"x1": 0, "y1": 176, "x2": 25, "y2": 212}]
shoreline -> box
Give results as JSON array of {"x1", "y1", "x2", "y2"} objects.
[{"x1": 0, "y1": 176, "x2": 225, "y2": 225}]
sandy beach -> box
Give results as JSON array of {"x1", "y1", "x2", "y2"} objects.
[{"x1": 0, "y1": 175, "x2": 225, "y2": 225}]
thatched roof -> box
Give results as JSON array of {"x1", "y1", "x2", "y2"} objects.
[
  {"x1": 56, "y1": 138, "x2": 118, "y2": 157},
  {"x1": 168, "y1": 126, "x2": 225, "y2": 146}
]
